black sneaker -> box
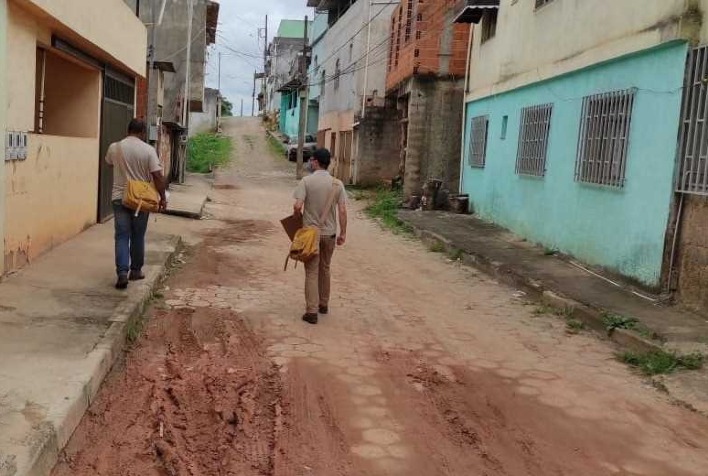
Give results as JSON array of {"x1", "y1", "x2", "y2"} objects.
[
  {"x1": 115, "y1": 274, "x2": 129, "y2": 290},
  {"x1": 318, "y1": 305, "x2": 328, "y2": 315},
  {"x1": 129, "y1": 270, "x2": 145, "y2": 281},
  {"x1": 302, "y1": 313, "x2": 318, "y2": 325}
]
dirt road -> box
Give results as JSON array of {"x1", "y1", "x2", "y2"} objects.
[{"x1": 53, "y1": 118, "x2": 708, "y2": 476}]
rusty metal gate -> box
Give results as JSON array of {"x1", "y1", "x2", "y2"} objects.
[
  {"x1": 677, "y1": 45, "x2": 708, "y2": 195},
  {"x1": 98, "y1": 68, "x2": 135, "y2": 222}
]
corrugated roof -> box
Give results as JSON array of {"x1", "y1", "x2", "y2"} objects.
[{"x1": 276, "y1": 19, "x2": 312, "y2": 39}]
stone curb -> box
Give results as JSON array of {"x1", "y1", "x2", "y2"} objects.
[
  {"x1": 18, "y1": 236, "x2": 182, "y2": 476},
  {"x1": 406, "y1": 222, "x2": 664, "y2": 355}
]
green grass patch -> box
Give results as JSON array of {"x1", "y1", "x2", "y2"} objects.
[
  {"x1": 448, "y1": 248, "x2": 464, "y2": 261},
  {"x1": 565, "y1": 318, "x2": 585, "y2": 334},
  {"x1": 187, "y1": 133, "x2": 233, "y2": 173},
  {"x1": 364, "y1": 188, "x2": 411, "y2": 235},
  {"x1": 602, "y1": 312, "x2": 638, "y2": 332},
  {"x1": 429, "y1": 241, "x2": 445, "y2": 253},
  {"x1": 267, "y1": 134, "x2": 287, "y2": 159},
  {"x1": 619, "y1": 350, "x2": 704, "y2": 376}
]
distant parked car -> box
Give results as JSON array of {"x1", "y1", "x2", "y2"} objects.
[{"x1": 285, "y1": 134, "x2": 317, "y2": 162}]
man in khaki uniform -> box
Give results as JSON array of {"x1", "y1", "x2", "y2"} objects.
[{"x1": 293, "y1": 148, "x2": 347, "y2": 324}]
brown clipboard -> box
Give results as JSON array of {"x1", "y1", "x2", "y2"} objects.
[{"x1": 280, "y1": 213, "x2": 303, "y2": 241}]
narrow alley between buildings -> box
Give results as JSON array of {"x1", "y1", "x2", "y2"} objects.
[{"x1": 52, "y1": 118, "x2": 708, "y2": 476}]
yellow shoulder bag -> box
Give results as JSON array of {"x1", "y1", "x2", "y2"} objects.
[{"x1": 117, "y1": 144, "x2": 161, "y2": 216}]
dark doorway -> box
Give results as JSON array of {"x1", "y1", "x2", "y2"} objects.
[{"x1": 98, "y1": 68, "x2": 135, "y2": 222}]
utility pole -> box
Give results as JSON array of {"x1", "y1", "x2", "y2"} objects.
[
  {"x1": 181, "y1": 0, "x2": 195, "y2": 183},
  {"x1": 217, "y1": 52, "x2": 222, "y2": 130},
  {"x1": 361, "y1": 0, "x2": 373, "y2": 120},
  {"x1": 296, "y1": 16, "x2": 309, "y2": 179},
  {"x1": 240, "y1": 98, "x2": 244, "y2": 117},
  {"x1": 252, "y1": 71, "x2": 257, "y2": 116}
]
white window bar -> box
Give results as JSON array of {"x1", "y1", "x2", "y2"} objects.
[
  {"x1": 469, "y1": 115, "x2": 489, "y2": 168},
  {"x1": 516, "y1": 103, "x2": 553, "y2": 177},
  {"x1": 575, "y1": 88, "x2": 636, "y2": 188}
]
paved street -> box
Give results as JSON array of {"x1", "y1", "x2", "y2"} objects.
[{"x1": 53, "y1": 118, "x2": 708, "y2": 476}]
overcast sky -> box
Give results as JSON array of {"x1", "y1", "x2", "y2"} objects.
[{"x1": 206, "y1": 0, "x2": 311, "y2": 116}]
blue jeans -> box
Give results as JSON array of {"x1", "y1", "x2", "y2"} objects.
[{"x1": 112, "y1": 200, "x2": 149, "y2": 276}]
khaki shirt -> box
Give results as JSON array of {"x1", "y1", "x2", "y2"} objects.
[
  {"x1": 105, "y1": 136, "x2": 162, "y2": 201},
  {"x1": 294, "y1": 170, "x2": 346, "y2": 236}
]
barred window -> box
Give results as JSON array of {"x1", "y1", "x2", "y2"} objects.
[
  {"x1": 575, "y1": 89, "x2": 636, "y2": 188},
  {"x1": 469, "y1": 115, "x2": 489, "y2": 168},
  {"x1": 516, "y1": 104, "x2": 553, "y2": 177}
]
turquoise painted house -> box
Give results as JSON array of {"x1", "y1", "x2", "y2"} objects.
[{"x1": 455, "y1": 0, "x2": 706, "y2": 289}]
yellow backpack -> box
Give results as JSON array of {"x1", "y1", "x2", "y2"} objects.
[{"x1": 284, "y1": 179, "x2": 339, "y2": 270}]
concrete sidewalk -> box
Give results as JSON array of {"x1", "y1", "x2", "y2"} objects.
[
  {"x1": 164, "y1": 173, "x2": 211, "y2": 219},
  {"x1": 400, "y1": 210, "x2": 708, "y2": 410},
  {"x1": 0, "y1": 224, "x2": 180, "y2": 476}
]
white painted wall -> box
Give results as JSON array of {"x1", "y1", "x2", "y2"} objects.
[
  {"x1": 319, "y1": 0, "x2": 396, "y2": 116},
  {"x1": 466, "y1": 0, "x2": 693, "y2": 101}
]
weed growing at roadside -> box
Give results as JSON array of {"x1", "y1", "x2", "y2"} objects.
[
  {"x1": 543, "y1": 247, "x2": 557, "y2": 256},
  {"x1": 565, "y1": 319, "x2": 585, "y2": 333},
  {"x1": 619, "y1": 350, "x2": 704, "y2": 376},
  {"x1": 602, "y1": 312, "x2": 638, "y2": 332},
  {"x1": 125, "y1": 316, "x2": 144, "y2": 345},
  {"x1": 448, "y1": 248, "x2": 464, "y2": 261},
  {"x1": 429, "y1": 242, "x2": 446, "y2": 253},
  {"x1": 187, "y1": 133, "x2": 233, "y2": 173},
  {"x1": 364, "y1": 189, "x2": 412, "y2": 235},
  {"x1": 266, "y1": 134, "x2": 287, "y2": 158}
]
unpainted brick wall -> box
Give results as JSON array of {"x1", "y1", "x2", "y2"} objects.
[
  {"x1": 676, "y1": 195, "x2": 708, "y2": 314},
  {"x1": 386, "y1": 0, "x2": 470, "y2": 91}
]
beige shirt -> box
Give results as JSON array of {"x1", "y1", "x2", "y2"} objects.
[
  {"x1": 105, "y1": 136, "x2": 162, "y2": 201},
  {"x1": 294, "y1": 170, "x2": 346, "y2": 236}
]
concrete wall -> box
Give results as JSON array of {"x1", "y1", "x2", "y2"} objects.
[
  {"x1": 403, "y1": 77, "x2": 464, "y2": 198},
  {"x1": 318, "y1": 0, "x2": 395, "y2": 118},
  {"x1": 18, "y1": 0, "x2": 146, "y2": 75},
  {"x1": 143, "y1": 0, "x2": 211, "y2": 126},
  {"x1": 3, "y1": 1, "x2": 125, "y2": 272},
  {"x1": 189, "y1": 88, "x2": 219, "y2": 136},
  {"x1": 43, "y1": 52, "x2": 101, "y2": 138},
  {"x1": 4, "y1": 135, "x2": 98, "y2": 271},
  {"x1": 355, "y1": 105, "x2": 400, "y2": 185},
  {"x1": 0, "y1": 0, "x2": 6, "y2": 274},
  {"x1": 465, "y1": 0, "x2": 692, "y2": 103},
  {"x1": 461, "y1": 43, "x2": 687, "y2": 287},
  {"x1": 266, "y1": 36, "x2": 303, "y2": 113}
]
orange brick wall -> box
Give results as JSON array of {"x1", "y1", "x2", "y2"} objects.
[{"x1": 385, "y1": 0, "x2": 470, "y2": 92}]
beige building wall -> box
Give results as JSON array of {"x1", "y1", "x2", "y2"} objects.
[
  {"x1": 17, "y1": 0, "x2": 146, "y2": 75},
  {"x1": 3, "y1": 1, "x2": 143, "y2": 271},
  {"x1": 465, "y1": 0, "x2": 695, "y2": 102},
  {"x1": 0, "y1": 0, "x2": 6, "y2": 274}
]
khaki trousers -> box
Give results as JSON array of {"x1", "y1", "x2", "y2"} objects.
[{"x1": 304, "y1": 235, "x2": 336, "y2": 313}]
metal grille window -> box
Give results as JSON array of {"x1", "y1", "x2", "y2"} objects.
[
  {"x1": 575, "y1": 89, "x2": 636, "y2": 188},
  {"x1": 516, "y1": 104, "x2": 553, "y2": 176},
  {"x1": 677, "y1": 45, "x2": 708, "y2": 195},
  {"x1": 468, "y1": 115, "x2": 489, "y2": 168}
]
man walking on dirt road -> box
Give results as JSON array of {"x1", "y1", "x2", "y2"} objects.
[
  {"x1": 105, "y1": 119, "x2": 167, "y2": 290},
  {"x1": 293, "y1": 148, "x2": 347, "y2": 324}
]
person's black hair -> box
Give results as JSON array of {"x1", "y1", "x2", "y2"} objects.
[
  {"x1": 128, "y1": 118, "x2": 146, "y2": 135},
  {"x1": 312, "y1": 148, "x2": 331, "y2": 169}
]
